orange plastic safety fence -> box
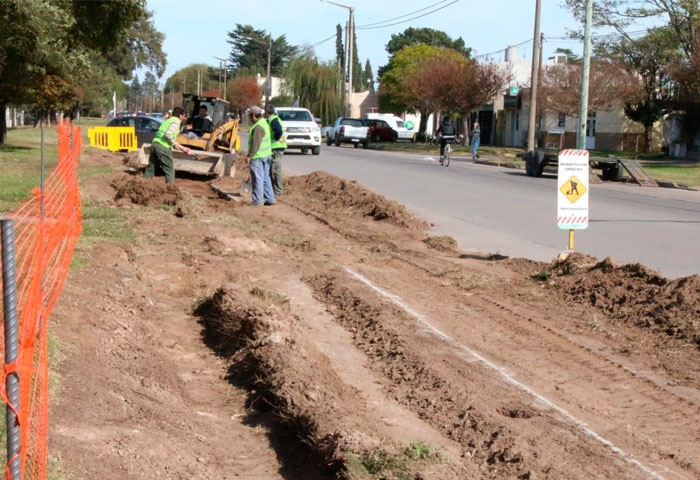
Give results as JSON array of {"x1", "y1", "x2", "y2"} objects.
[{"x1": 0, "y1": 124, "x2": 83, "y2": 480}]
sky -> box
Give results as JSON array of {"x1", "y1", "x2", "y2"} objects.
[{"x1": 143, "y1": 0, "x2": 584, "y2": 84}]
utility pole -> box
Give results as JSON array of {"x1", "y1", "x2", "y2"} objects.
[
  {"x1": 214, "y1": 57, "x2": 228, "y2": 100},
  {"x1": 266, "y1": 36, "x2": 272, "y2": 105},
  {"x1": 527, "y1": 0, "x2": 542, "y2": 152},
  {"x1": 347, "y1": 7, "x2": 354, "y2": 116},
  {"x1": 577, "y1": 0, "x2": 593, "y2": 149},
  {"x1": 320, "y1": 0, "x2": 354, "y2": 116}
]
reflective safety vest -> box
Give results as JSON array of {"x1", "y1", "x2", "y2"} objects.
[
  {"x1": 152, "y1": 116, "x2": 180, "y2": 148},
  {"x1": 267, "y1": 114, "x2": 286, "y2": 150},
  {"x1": 249, "y1": 117, "x2": 272, "y2": 159}
]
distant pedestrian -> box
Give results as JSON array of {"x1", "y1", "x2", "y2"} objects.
[
  {"x1": 264, "y1": 104, "x2": 286, "y2": 195},
  {"x1": 144, "y1": 106, "x2": 191, "y2": 184},
  {"x1": 471, "y1": 122, "x2": 481, "y2": 160},
  {"x1": 244, "y1": 106, "x2": 275, "y2": 206}
]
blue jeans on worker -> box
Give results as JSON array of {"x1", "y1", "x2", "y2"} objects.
[
  {"x1": 471, "y1": 138, "x2": 480, "y2": 158},
  {"x1": 249, "y1": 156, "x2": 275, "y2": 205}
]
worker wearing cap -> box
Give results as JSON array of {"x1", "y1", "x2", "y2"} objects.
[
  {"x1": 144, "y1": 106, "x2": 191, "y2": 184},
  {"x1": 264, "y1": 104, "x2": 286, "y2": 196},
  {"x1": 244, "y1": 106, "x2": 275, "y2": 206}
]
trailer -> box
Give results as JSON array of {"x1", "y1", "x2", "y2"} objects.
[{"x1": 521, "y1": 148, "x2": 657, "y2": 186}]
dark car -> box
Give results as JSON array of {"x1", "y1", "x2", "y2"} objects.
[
  {"x1": 106, "y1": 115, "x2": 163, "y2": 147},
  {"x1": 365, "y1": 118, "x2": 398, "y2": 142}
]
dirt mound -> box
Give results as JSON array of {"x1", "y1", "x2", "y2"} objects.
[
  {"x1": 113, "y1": 176, "x2": 182, "y2": 206},
  {"x1": 112, "y1": 175, "x2": 204, "y2": 217},
  {"x1": 546, "y1": 254, "x2": 700, "y2": 348},
  {"x1": 286, "y1": 171, "x2": 428, "y2": 231},
  {"x1": 195, "y1": 284, "x2": 471, "y2": 479}
]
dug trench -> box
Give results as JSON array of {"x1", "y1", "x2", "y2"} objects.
[{"x1": 49, "y1": 149, "x2": 700, "y2": 480}]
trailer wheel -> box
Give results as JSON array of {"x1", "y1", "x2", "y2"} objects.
[
  {"x1": 532, "y1": 151, "x2": 546, "y2": 177},
  {"x1": 601, "y1": 162, "x2": 623, "y2": 181},
  {"x1": 525, "y1": 151, "x2": 534, "y2": 176}
]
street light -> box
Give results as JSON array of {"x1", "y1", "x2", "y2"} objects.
[
  {"x1": 320, "y1": 0, "x2": 354, "y2": 117},
  {"x1": 213, "y1": 56, "x2": 228, "y2": 101}
]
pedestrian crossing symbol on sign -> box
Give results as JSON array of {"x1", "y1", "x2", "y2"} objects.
[{"x1": 560, "y1": 175, "x2": 587, "y2": 203}]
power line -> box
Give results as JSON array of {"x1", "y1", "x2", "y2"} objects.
[
  {"x1": 357, "y1": 0, "x2": 454, "y2": 28},
  {"x1": 357, "y1": 0, "x2": 461, "y2": 30}
]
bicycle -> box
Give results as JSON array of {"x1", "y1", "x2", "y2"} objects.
[
  {"x1": 439, "y1": 136, "x2": 455, "y2": 167},
  {"x1": 442, "y1": 141, "x2": 452, "y2": 167}
]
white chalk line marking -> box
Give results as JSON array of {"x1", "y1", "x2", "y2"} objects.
[{"x1": 344, "y1": 267, "x2": 683, "y2": 480}]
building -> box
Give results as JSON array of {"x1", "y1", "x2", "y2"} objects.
[{"x1": 493, "y1": 45, "x2": 666, "y2": 153}]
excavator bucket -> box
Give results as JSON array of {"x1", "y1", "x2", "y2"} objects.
[{"x1": 136, "y1": 144, "x2": 235, "y2": 178}]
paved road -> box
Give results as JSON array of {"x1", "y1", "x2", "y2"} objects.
[{"x1": 279, "y1": 145, "x2": 700, "y2": 279}]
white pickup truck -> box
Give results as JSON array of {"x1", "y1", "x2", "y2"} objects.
[{"x1": 327, "y1": 117, "x2": 370, "y2": 149}]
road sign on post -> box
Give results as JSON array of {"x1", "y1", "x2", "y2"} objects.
[{"x1": 557, "y1": 149, "x2": 589, "y2": 249}]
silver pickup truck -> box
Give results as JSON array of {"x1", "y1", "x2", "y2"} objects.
[{"x1": 327, "y1": 117, "x2": 369, "y2": 149}]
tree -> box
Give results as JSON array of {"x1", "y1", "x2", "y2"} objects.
[
  {"x1": 283, "y1": 50, "x2": 340, "y2": 125},
  {"x1": 379, "y1": 27, "x2": 471, "y2": 79},
  {"x1": 0, "y1": 0, "x2": 165, "y2": 142},
  {"x1": 335, "y1": 24, "x2": 345, "y2": 78},
  {"x1": 538, "y1": 60, "x2": 643, "y2": 117},
  {"x1": 564, "y1": 0, "x2": 700, "y2": 147},
  {"x1": 602, "y1": 28, "x2": 681, "y2": 152},
  {"x1": 226, "y1": 24, "x2": 298, "y2": 77},
  {"x1": 385, "y1": 27, "x2": 470, "y2": 57},
  {"x1": 412, "y1": 55, "x2": 508, "y2": 133},
  {"x1": 363, "y1": 60, "x2": 375, "y2": 93},
  {"x1": 226, "y1": 76, "x2": 263, "y2": 114},
  {"x1": 379, "y1": 44, "x2": 452, "y2": 135}
]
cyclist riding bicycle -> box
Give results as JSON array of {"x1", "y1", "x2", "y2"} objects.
[{"x1": 435, "y1": 115, "x2": 457, "y2": 164}]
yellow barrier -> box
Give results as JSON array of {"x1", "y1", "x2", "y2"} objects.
[{"x1": 88, "y1": 126, "x2": 139, "y2": 152}]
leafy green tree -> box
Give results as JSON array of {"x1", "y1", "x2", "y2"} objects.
[
  {"x1": 0, "y1": 0, "x2": 165, "y2": 142},
  {"x1": 379, "y1": 44, "x2": 446, "y2": 134},
  {"x1": 335, "y1": 24, "x2": 345, "y2": 77},
  {"x1": 283, "y1": 50, "x2": 340, "y2": 125},
  {"x1": 380, "y1": 27, "x2": 470, "y2": 78},
  {"x1": 129, "y1": 75, "x2": 142, "y2": 111},
  {"x1": 226, "y1": 24, "x2": 298, "y2": 77},
  {"x1": 363, "y1": 60, "x2": 375, "y2": 93}
]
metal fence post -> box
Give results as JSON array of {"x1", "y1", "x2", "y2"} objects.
[{"x1": 2, "y1": 219, "x2": 22, "y2": 480}]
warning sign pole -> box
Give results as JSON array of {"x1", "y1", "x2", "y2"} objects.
[{"x1": 557, "y1": 149, "x2": 589, "y2": 251}]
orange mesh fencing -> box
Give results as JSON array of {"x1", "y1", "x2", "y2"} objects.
[{"x1": 0, "y1": 123, "x2": 83, "y2": 480}]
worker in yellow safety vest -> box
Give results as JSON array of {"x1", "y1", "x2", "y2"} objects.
[
  {"x1": 144, "y1": 106, "x2": 191, "y2": 183},
  {"x1": 244, "y1": 106, "x2": 275, "y2": 206},
  {"x1": 264, "y1": 104, "x2": 286, "y2": 196}
]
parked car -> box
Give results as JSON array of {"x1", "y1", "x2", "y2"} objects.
[
  {"x1": 276, "y1": 107, "x2": 322, "y2": 155},
  {"x1": 364, "y1": 118, "x2": 398, "y2": 142},
  {"x1": 106, "y1": 115, "x2": 163, "y2": 147},
  {"x1": 365, "y1": 113, "x2": 415, "y2": 142},
  {"x1": 327, "y1": 117, "x2": 370, "y2": 148}
]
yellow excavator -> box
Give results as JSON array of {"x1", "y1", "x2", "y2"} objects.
[{"x1": 136, "y1": 94, "x2": 241, "y2": 178}]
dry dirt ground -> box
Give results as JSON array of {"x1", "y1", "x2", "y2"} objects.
[{"x1": 49, "y1": 148, "x2": 700, "y2": 480}]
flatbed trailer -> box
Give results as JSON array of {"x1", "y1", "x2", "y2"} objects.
[
  {"x1": 522, "y1": 148, "x2": 623, "y2": 180},
  {"x1": 518, "y1": 148, "x2": 657, "y2": 186}
]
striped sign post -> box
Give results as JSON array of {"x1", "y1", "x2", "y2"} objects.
[{"x1": 557, "y1": 149, "x2": 589, "y2": 251}]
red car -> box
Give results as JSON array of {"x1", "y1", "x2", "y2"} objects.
[{"x1": 364, "y1": 118, "x2": 398, "y2": 142}]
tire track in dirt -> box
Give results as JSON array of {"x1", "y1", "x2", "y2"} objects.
[{"x1": 361, "y1": 249, "x2": 700, "y2": 479}]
